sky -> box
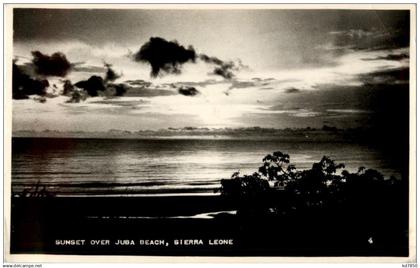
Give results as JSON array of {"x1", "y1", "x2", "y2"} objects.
[{"x1": 12, "y1": 8, "x2": 411, "y2": 132}]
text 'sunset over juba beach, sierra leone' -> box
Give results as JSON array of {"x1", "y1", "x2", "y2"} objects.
[{"x1": 7, "y1": 6, "x2": 414, "y2": 259}]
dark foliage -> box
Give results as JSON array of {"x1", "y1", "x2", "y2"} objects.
[
  {"x1": 17, "y1": 180, "x2": 56, "y2": 198},
  {"x1": 220, "y1": 153, "x2": 408, "y2": 253},
  {"x1": 221, "y1": 151, "x2": 405, "y2": 219}
]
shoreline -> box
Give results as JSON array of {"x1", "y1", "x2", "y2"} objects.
[{"x1": 10, "y1": 195, "x2": 408, "y2": 256}]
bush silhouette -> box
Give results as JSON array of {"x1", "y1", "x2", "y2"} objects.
[{"x1": 221, "y1": 151, "x2": 403, "y2": 217}]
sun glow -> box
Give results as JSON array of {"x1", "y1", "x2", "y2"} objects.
[{"x1": 131, "y1": 82, "x2": 267, "y2": 127}]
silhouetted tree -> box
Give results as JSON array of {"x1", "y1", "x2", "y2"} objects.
[{"x1": 222, "y1": 151, "x2": 398, "y2": 217}]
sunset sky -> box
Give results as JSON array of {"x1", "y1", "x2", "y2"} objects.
[{"x1": 12, "y1": 7, "x2": 411, "y2": 132}]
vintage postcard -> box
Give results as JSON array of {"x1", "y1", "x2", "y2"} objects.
[{"x1": 3, "y1": 3, "x2": 416, "y2": 263}]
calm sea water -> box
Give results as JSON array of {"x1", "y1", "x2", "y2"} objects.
[{"x1": 12, "y1": 138, "x2": 402, "y2": 196}]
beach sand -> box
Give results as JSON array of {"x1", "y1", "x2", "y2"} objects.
[{"x1": 10, "y1": 195, "x2": 408, "y2": 256}]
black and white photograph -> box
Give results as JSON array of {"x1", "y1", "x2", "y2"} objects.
[{"x1": 4, "y1": 4, "x2": 416, "y2": 262}]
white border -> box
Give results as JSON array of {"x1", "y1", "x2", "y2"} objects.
[{"x1": 2, "y1": 3, "x2": 417, "y2": 264}]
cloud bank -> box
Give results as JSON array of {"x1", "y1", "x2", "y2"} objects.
[
  {"x1": 31, "y1": 51, "x2": 72, "y2": 77},
  {"x1": 132, "y1": 37, "x2": 245, "y2": 79}
]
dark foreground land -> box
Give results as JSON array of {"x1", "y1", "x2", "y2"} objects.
[{"x1": 10, "y1": 195, "x2": 408, "y2": 256}]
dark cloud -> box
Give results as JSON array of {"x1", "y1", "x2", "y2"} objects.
[
  {"x1": 70, "y1": 64, "x2": 128, "y2": 101},
  {"x1": 65, "y1": 83, "x2": 129, "y2": 103},
  {"x1": 167, "y1": 79, "x2": 219, "y2": 88},
  {"x1": 124, "y1": 87, "x2": 176, "y2": 98},
  {"x1": 125, "y1": 79, "x2": 152, "y2": 87},
  {"x1": 66, "y1": 90, "x2": 87, "y2": 103},
  {"x1": 74, "y1": 76, "x2": 106, "y2": 97},
  {"x1": 108, "y1": 83, "x2": 128, "y2": 97},
  {"x1": 89, "y1": 99, "x2": 148, "y2": 107},
  {"x1": 31, "y1": 51, "x2": 72, "y2": 77},
  {"x1": 329, "y1": 27, "x2": 410, "y2": 51},
  {"x1": 228, "y1": 77, "x2": 304, "y2": 93},
  {"x1": 120, "y1": 80, "x2": 178, "y2": 97},
  {"x1": 122, "y1": 80, "x2": 174, "y2": 97},
  {"x1": 285, "y1": 87, "x2": 301, "y2": 93},
  {"x1": 178, "y1": 86, "x2": 200, "y2": 96},
  {"x1": 252, "y1": 77, "x2": 276, "y2": 82},
  {"x1": 359, "y1": 67, "x2": 409, "y2": 85},
  {"x1": 12, "y1": 62, "x2": 49, "y2": 99},
  {"x1": 114, "y1": 85, "x2": 127, "y2": 97},
  {"x1": 229, "y1": 77, "x2": 301, "y2": 92},
  {"x1": 62, "y1": 80, "x2": 74, "y2": 96},
  {"x1": 133, "y1": 37, "x2": 196, "y2": 77},
  {"x1": 133, "y1": 37, "x2": 245, "y2": 79},
  {"x1": 261, "y1": 106, "x2": 322, "y2": 118},
  {"x1": 324, "y1": 11, "x2": 410, "y2": 53},
  {"x1": 199, "y1": 54, "x2": 237, "y2": 79},
  {"x1": 213, "y1": 65, "x2": 234, "y2": 79},
  {"x1": 72, "y1": 64, "x2": 107, "y2": 73},
  {"x1": 362, "y1": 53, "x2": 409, "y2": 61},
  {"x1": 198, "y1": 54, "x2": 225, "y2": 66},
  {"x1": 104, "y1": 63, "x2": 121, "y2": 82},
  {"x1": 201, "y1": 79, "x2": 259, "y2": 96},
  {"x1": 228, "y1": 80, "x2": 256, "y2": 90}
]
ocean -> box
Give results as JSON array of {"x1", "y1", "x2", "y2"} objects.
[{"x1": 11, "y1": 137, "x2": 402, "y2": 196}]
